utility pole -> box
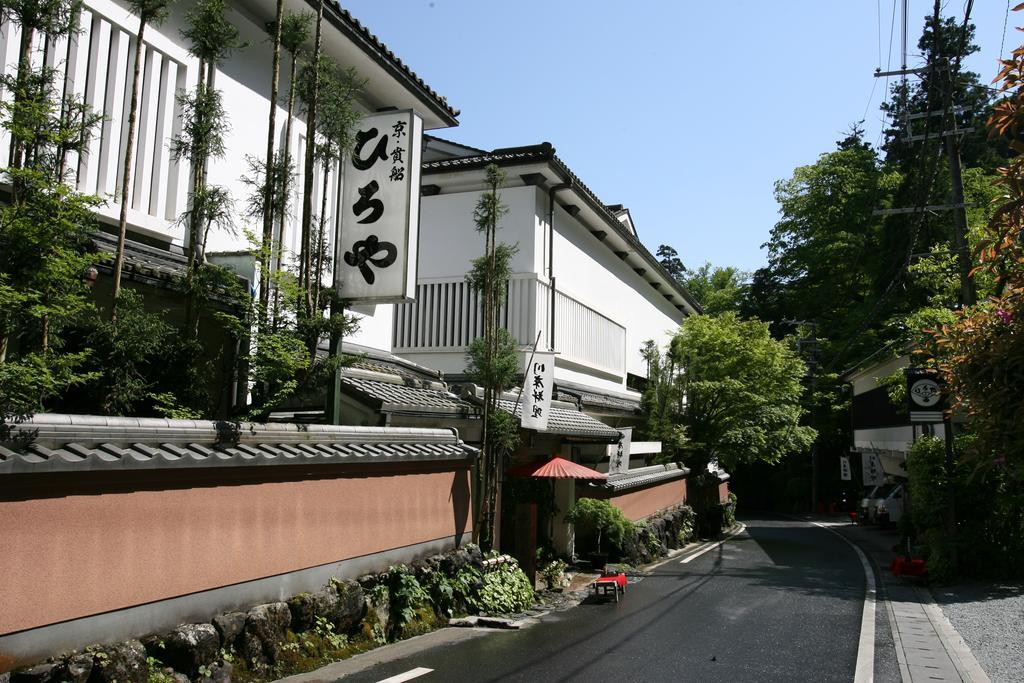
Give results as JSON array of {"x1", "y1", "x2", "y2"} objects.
[{"x1": 942, "y1": 62, "x2": 977, "y2": 307}]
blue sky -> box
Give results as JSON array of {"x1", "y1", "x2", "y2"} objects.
[{"x1": 343, "y1": 1, "x2": 1014, "y2": 273}]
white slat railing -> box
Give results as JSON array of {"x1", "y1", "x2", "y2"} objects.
[{"x1": 394, "y1": 276, "x2": 625, "y2": 377}]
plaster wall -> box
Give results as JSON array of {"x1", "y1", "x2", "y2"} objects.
[
  {"x1": 608, "y1": 479, "x2": 687, "y2": 522},
  {"x1": 0, "y1": 464, "x2": 471, "y2": 637},
  {"x1": 545, "y1": 195, "x2": 683, "y2": 384},
  {"x1": 418, "y1": 187, "x2": 539, "y2": 278}
]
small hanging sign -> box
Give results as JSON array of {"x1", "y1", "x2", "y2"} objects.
[{"x1": 521, "y1": 352, "x2": 555, "y2": 430}]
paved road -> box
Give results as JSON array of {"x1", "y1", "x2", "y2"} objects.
[{"x1": 338, "y1": 517, "x2": 879, "y2": 682}]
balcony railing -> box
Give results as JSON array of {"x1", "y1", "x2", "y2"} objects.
[{"x1": 393, "y1": 275, "x2": 625, "y2": 377}]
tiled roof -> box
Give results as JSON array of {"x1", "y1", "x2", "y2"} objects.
[
  {"x1": 342, "y1": 374, "x2": 475, "y2": 414},
  {"x1": 497, "y1": 400, "x2": 620, "y2": 441},
  {"x1": 0, "y1": 414, "x2": 473, "y2": 475},
  {"x1": 606, "y1": 463, "x2": 689, "y2": 492},
  {"x1": 422, "y1": 142, "x2": 701, "y2": 314},
  {"x1": 328, "y1": 2, "x2": 458, "y2": 123},
  {"x1": 555, "y1": 383, "x2": 641, "y2": 416},
  {"x1": 91, "y1": 232, "x2": 187, "y2": 286}
]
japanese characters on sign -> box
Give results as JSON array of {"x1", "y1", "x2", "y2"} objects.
[
  {"x1": 840, "y1": 455, "x2": 852, "y2": 481},
  {"x1": 861, "y1": 451, "x2": 885, "y2": 487},
  {"x1": 905, "y1": 367, "x2": 946, "y2": 423},
  {"x1": 337, "y1": 110, "x2": 423, "y2": 303},
  {"x1": 520, "y1": 352, "x2": 555, "y2": 431},
  {"x1": 607, "y1": 427, "x2": 633, "y2": 475}
]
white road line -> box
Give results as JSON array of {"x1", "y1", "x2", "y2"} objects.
[
  {"x1": 376, "y1": 667, "x2": 433, "y2": 683},
  {"x1": 812, "y1": 522, "x2": 876, "y2": 683},
  {"x1": 679, "y1": 523, "x2": 746, "y2": 564}
]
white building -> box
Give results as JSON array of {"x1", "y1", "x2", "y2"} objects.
[
  {"x1": 394, "y1": 137, "x2": 700, "y2": 414},
  {"x1": 0, "y1": 0, "x2": 458, "y2": 353}
]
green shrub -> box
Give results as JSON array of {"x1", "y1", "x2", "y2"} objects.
[
  {"x1": 477, "y1": 560, "x2": 534, "y2": 615},
  {"x1": 566, "y1": 498, "x2": 632, "y2": 555},
  {"x1": 540, "y1": 559, "x2": 568, "y2": 590}
]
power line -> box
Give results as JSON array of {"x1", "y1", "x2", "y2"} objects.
[{"x1": 999, "y1": 0, "x2": 1010, "y2": 62}]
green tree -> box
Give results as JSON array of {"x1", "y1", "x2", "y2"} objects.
[
  {"x1": 682, "y1": 262, "x2": 748, "y2": 315},
  {"x1": 465, "y1": 164, "x2": 520, "y2": 550},
  {"x1": 0, "y1": 5, "x2": 103, "y2": 425},
  {"x1": 670, "y1": 313, "x2": 815, "y2": 474}
]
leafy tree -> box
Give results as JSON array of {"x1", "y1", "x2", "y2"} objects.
[
  {"x1": 656, "y1": 244, "x2": 685, "y2": 281},
  {"x1": 565, "y1": 498, "x2": 631, "y2": 556},
  {"x1": 924, "y1": 26, "x2": 1024, "y2": 481},
  {"x1": 638, "y1": 339, "x2": 686, "y2": 462},
  {"x1": 0, "y1": 6, "x2": 103, "y2": 425},
  {"x1": 746, "y1": 129, "x2": 900, "y2": 359},
  {"x1": 465, "y1": 164, "x2": 520, "y2": 550},
  {"x1": 669, "y1": 313, "x2": 815, "y2": 474},
  {"x1": 682, "y1": 262, "x2": 748, "y2": 315}
]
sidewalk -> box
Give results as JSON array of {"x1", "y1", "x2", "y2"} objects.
[{"x1": 811, "y1": 517, "x2": 991, "y2": 683}]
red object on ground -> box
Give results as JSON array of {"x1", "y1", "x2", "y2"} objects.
[
  {"x1": 507, "y1": 456, "x2": 607, "y2": 480},
  {"x1": 591, "y1": 572, "x2": 627, "y2": 601},
  {"x1": 891, "y1": 556, "x2": 928, "y2": 578},
  {"x1": 848, "y1": 511, "x2": 858, "y2": 524}
]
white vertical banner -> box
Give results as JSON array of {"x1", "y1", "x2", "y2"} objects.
[
  {"x1": 861, "y1": 452, "x2": 885, "y2": 486},
  {"x1": 607, "y1": 427, "x2": 632, "y2": 475},
  {"x1": 337, "y1": 109, "x2": 423, "y2": 303},
  {"x1": 839, "y1": 455, "x2": 852, "y2": 481},
  {"x1": 521, "y1": 352, "x2": 555, "y2": 430}
]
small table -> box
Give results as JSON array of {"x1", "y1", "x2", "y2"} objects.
[{"x1": 591, "y1": 572, "x2": 627, "y2": 602}]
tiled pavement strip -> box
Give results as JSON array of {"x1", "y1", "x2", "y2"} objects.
[{"x1": 815, "y1": 519, "x2": 991, "y2": 683}]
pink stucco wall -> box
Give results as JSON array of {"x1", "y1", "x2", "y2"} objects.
[
  {"x1": 609, "y1": 479, "x2": 687, "y2": 522},
  {"x1": 719, "y1": 481, "x2": 730, "y2": 503},
  {"x1": 0, "y1": 465, "x2": 471, "y2": 636}
]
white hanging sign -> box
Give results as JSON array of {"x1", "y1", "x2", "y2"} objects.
[
  {"x1": 607, "y1": 427, "x2": 633, "y2": 475},
  {"x1": 520, "y1": 352, "x2": 555, "y2": 431},
  {"x1": 337, "y1": 109, "x2": 422, "y2": 303},
  {"x1": 840, "y1": 455, "x2": 852, "y2": 481},
  {"x1": 861, "y1": 451, "x2": 885, "y2": 486}
]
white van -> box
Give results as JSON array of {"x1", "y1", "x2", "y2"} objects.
[{"x1": 869, "y1": 483, "x2": 905, "y2": 524}]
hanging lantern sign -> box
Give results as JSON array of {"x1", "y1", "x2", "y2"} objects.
[{"x1": 337, "y1": 109, "x2": 423, "y2": 303}]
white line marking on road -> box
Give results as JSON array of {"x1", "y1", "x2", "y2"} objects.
[
  {"x1": 679, "y1": 523, "x2": 746, "y2": 564},
  {"x1": 376, "y1": 667, "x2": 433, "y2": 683},
  {"x1": 812, "y1": 522, "x2": 876, "y2": 683}
]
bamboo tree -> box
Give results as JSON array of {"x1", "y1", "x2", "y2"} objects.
[
  {"x1": 258, "y1": 0, "x2": 286, "y2": 331},
  {"x1": 174, "y1": 0, "x2": 242, "y2": 337},
  {"x1": 466, "y1": 164, "x2": 520, "y2": 549},
  {"x1": 0, "y1": 1, "x2": 103, "y2": 418},
  {"x1": 110, "y1": 0, "x2": 174, "y2": 318},
  {"x1": 272, "y1": 11, "x2": 312, "y2": 329},
  {"x1": 0, "y1": 0, "x2": 79, "y2": 175},
  {"x1": 297, "y1": 0, "x2": 324, "y2": 317}
]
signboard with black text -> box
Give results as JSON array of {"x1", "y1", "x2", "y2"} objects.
[
  {"x1": 840, "y1": 455, "x2": 852, "y2": 481},
  {"x1": 905, "y1": 367, "x2": 945, "y2": 423},
  {"x1": 337, "y1": 110, "x2": 423, "y2": 303},
  {"x1": 521, "y1": 352, "x2": 555, "y2": 431},
  {"x1": 862, "y1": 451, "x2": 885, "y2": 487},
  {"x1": 607, "y1": 428, "x2": 633, "y2": 475}
]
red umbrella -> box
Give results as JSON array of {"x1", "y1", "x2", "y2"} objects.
[{"x1": 507, "y1": 456, "x2": 607, "y2": 480}]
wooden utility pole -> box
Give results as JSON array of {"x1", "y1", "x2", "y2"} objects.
[{"x1": 941, "y1": 63, "x2": 977, "y2": 307}]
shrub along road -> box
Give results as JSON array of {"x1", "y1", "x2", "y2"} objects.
[{"x1": 326, "y1": 516, "x2": 896, "y2": 682}]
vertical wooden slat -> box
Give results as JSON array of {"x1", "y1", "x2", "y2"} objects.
[
  {"x1": 131, "y1": 47, "x2": 159, "y2": 211},
  {"x1": 149, "y1": 57, "x2": 174, "y2": 216},
  {"x1": 79, "y1": 17, "x2": 109, "y2": 192}
]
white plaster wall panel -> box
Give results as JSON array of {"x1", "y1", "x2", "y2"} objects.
[
  {"x1": 348, "y1": 304, "x2": 396, "y2": 352},
  {"x1": 545, "y1": 200, "x2": 682, "y2": 382},
  {"x1": 418, "y1": 186, "x2": 538, "y2": 278}
]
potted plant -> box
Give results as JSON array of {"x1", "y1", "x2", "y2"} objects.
[{"x1": 566, "y1": 498, "x2": 629, "y2": 571}]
